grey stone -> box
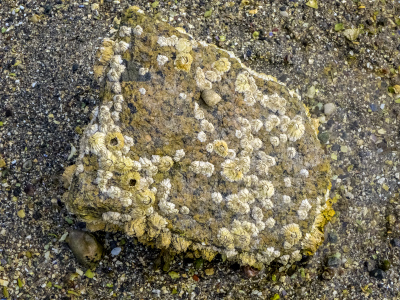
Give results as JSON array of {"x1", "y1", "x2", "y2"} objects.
[{"x1": 324, "y1": 103, "x2": 336, "y2": 115}]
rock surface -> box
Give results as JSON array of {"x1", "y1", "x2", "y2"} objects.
[
  {"x1": 63, "y1": 6, "x2": 333, "y2": 268},
  {"x1": 66, "y1": 230, "x2": 103, "y2": 268}
]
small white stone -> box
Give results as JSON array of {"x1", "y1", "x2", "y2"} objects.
[
  {"x1": 139, "y1": 87, "x2": 146, "y2": 95},
  {"x1": 157, "y1": 54, "x2": 169, "y2": 66},
  {"x1": 324, "y1": 103, "x2": 336, "y2": 116}
]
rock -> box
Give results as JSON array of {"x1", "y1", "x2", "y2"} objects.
[
  {"x1": 327, "y1": 232, "x2": 338, "y2": 243},
  {"x1": 324, "y1": 103, "x2": 336, "y2": 116},
  {"x1": 343, "y1": 29, "x2": 360, "y2": 41},
  {"x1": 243, "y1": 265, "x2": 259, "y2": 278},
  {"x1": 66, "y1": 230, "x2": 103, "y2": 267},
  {"x1": 391, "y1": 238, "x2": 400, "y2": 247},
  {"x1": 327, "y1": 256, "x2": 341, "y2": 268},
  {"x1": 318, "y1": 132, "x2": 329, "y2": 144},
  {"x1": 369, "y1": 269, "x2": 386, "y2": 280},
  {"x1": 17, "y1": 210, "x2": 25, "y2": 218},
  {"x1": 201, "y1": 89, "x2": 221, "y2": 107},
  {"x1": 381, "y1": 260, "x2": 391, "y2": 271},
  {"x1": 63, "y1": 6, "x2": 333, "y2": 269},
  {"x1": 205, "y1": 268, "x2": 214, "y2": 276},
  {"x1": 111, "y1": 247, "x2": 121, "y2": 256},
  {"x1": 365, "y1": 260, "x2": 376, "y2": 272}
]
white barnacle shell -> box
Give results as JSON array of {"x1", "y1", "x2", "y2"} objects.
[
  {"x1": 139, "y1": 87, "x2": 146, "y2": 95},
  {"x1": 300, "y1": 168, "x2": 309, "y2": 177},
  {"x1": 250, "y1": 119, "x2": 263, "y2": 133},
  {"x1": 211, "y1": 192, "x2": 223, "y2": 204},
  {"x1": 250, "y1": 138, "x2": 263, "y2": 150},
  {"x1": 235, "y1": 72, "x2": 250, "y2": 93},
  {"x1": 235, "y1": 130, "x2": 243, "y2": 139},
  {"x1": 157, "y1": 36, "x2": 168, "y2": 47},
  {"x1": 139, "y1": 157, "x2": 152, "y2": 169},
  {"x1": 107, "y1": 186, "x2": 121, "y2": 199},
  {"x1": 268, "y1": 115, "x2": 281, "y2": 126},
  {"x1": 280, "y1": 255, "x2": 290, "y2": 266},
  {"x1": 206, "y1": 143, "x2": 214, "y2": 153},
  {"x1": 194, "y1": 102, "x2": 205, "y2": 120},
  {"x1": 238, "y1": 188, "x2": 255, "y2": 204},
  {"x1": 287, "y1": 117, "x2": 306, "y2": 141},
  {"x1": 113, "y1": 94, "x2": 124, "y2": 103},
  {"x1": 173, "y1": 149, "x2": 185, "y2": 162},
  {"x1": 114, "y1": 102, "x2": 122, "y2": 112},
  {"x1": 260, "y1": 198, "x2": 274, "y2": 209},
  {"x1": 299, "y1": 199, "x2": 312, "y2": 211},
  {"x1": 270, "y1": 136, "x2": 280, "y2": 147},
  {"x1": 107, "y1": 68, "x2": 121, "y2": 82},
  {"x1": 265, "y1": 217, "x2": 276, "y2": 228},
  {"x1": 157, "y1": 54, "x2": 169, "y2": 66},
  {"x1": 280, "y1": 134, "x2": 288, "y2": 143},
  {"x1": 176, "y1": 38, "x2": 192, "y2": 53},
  {"x1": 291, "y1": 250, "x2": 302, "y2": 262},
  {"x1": 112, "y1": 82, "x2": 121, "y2": 94},
  {"x1": 119, "y1": 26, "x2": 131, "y2": 37},
  {"x1": 197, "y1": 131, "x2": 207, "y2": 143},
  {"x1": 287, "y1": 147, "x2": 296, "y2": 159},
  {"x1": 227, "y1": 149, "x2": 236, "y2": 159},
  {"x1": 133, "y1": 25, "x2": 143, "y2": 36},
  {"x1": 264, "y1": 120, "x2": 274, "y2": 132},
  {"x1": 297, "y1": 209, "x2": 308, "y2": 220},
  {"x1": 116, "y1": 41, "x2": 130, "y2": 54},
  {"x1": 201, "y1": 119, "x2": 215, "y2": 132},
  {"x1": 86, "y1": 123, "x2": 98, "y2": 136},
  {"x1": 139, "y1": 68, "x2": 149, "y2": 76},
  {"x1": 195, "y1": 67, "x2": 212, "y2": 91},
  {"x1": 109, "y1": 55, "x2": 123, "y2": 69},
  {"x1": 251, "y1": 207, "x2": 264, "y2": 221},
  {"x1": 180, "y1": 206, "x2": 190, "y2": 215},
  {"x1": 75, "y1": 164, "x2": 84, "y2": 174},
  {"x1": 205, "y1": 71, "x2": 221, "y2": 82},
  {"x1": 282, "y1": 195, "x2": 291, "y2": 204}
]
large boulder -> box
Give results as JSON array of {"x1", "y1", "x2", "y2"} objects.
[{"x1": 63, "y1": 6, "x2": 334, "y2": 269}]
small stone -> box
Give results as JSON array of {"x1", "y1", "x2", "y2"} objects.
[
  {"x1": 72, "y1": 64, "x2": 79, "y2": 73},
  {"x1": 369, "y1": 268, "x2": 386, "y2": 280},
  {"x1": 280, "y1": 11, "x2": 288, "y2": 17},
  {"x1": 23, "y1": 159, "x2": 32, "y2": 171},
  {"x1": 322, "y1": 268, "x2": 334, "y2": 280},
  {"x1": 327, "y1": 232, "x2": 338, "y2": 243},
  {"x1": 381, "y1": 260, "x2": 391, "y2": 271},
  {"x1": 66, "y1": 230, "x2": 103, "y2": 267},
  {"x1": 243, "y1": 265, "x2": 259, "y2": 278},
  {"x1": 318, "y1": 132, "x2": 329, "y2": 144},
  {"x1": 17, "y1": 209, "x2": 26, "y2": 218},
  {"x1": 205, "y1": 268, "x2": 214, "y2": 276},
  {"x1": 111, "y1": 247, "x2": 121, "y2": 256},
  {"x1": 365, "y1": 260, "x2": 376, "y2": 272},
  {"x1": 390, "y1": 238, "x2": 400, "y2": 247},
  {"x1": 327, "y1": 256, "x2": 341, "y2": 268},
  {"x1": 324, "y1": 103, "x2": 336, "y2": 116},
  {"x1": 201, "y1": 89, "x2": 221, "y2": 107}
]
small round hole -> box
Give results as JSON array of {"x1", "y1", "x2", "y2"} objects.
[
  {"x1": 110, "y1": 137, "x2": 118, "y2": 146},
  {"x1": 129, "y1": 179, "x2": 137, "y2": 187}
]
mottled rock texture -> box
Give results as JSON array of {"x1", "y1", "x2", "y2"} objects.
[{"x1": 63, "y1": 6, "x2": 334, "y2": 269}]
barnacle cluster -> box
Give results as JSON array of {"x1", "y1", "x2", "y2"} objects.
[{"x1": 63, "y1": 6, "x2": 333, "y2": 270}]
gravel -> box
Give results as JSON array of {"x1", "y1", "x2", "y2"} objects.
[{"x1": 2, "y1": 0, "x2": 400, "y2": 299}]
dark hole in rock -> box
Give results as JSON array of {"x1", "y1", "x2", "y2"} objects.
[
  {"x1": 129, "y1": 179, "x2": 137, "y2": 187},
  {"x1": 110, "y1": 137, "x2": 118, "y2": 146}
]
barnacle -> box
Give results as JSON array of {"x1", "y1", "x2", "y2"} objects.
[
  {"x1": 174, "y1": 53, "x2": 193, "y2": 72},
  {"x1": 300, "y1": 168, "x2": 309, "y2": 177},
  {"x1": 250, "y1": 119, "x2": 263, "y2": 133},
  {"x1": 120, "y1": 172, "x2": 140, "y2": 192},
  {"x1": 133, "y1": 25, "x2": 143, "y2": 36},
  {"x1": 287, "y1": 147, "x2": 297, "y2": 159},
  {"x1": 251, "y1": 207, "x2": 264, "y2": 221},
  {"x1": 172, "y1": 235, "x2": 192, "y2": 252},
  {"x1": 205, "y1": 71, "x2": 221, "y2": 82},
  {"x1": 213, "y1": 140, "x2": 229, "y2": 157},
  {"x1": 158, "y1": 156, "x2": 174, "y2": 172},
  {"x1": 135, "y1": 190, "x2": 155, "y2": 207},
  {"x1": 257, "y1": 180, "x2": 275, "y2": 198},
  {"x1": 211, "y1": 192, "x2": 223, "y2": 204},
  {"x1": 217, "y1": 228, "x2": 234, "y2": 249},
  {"x1": 157, "y1": 54, "x2": 169, "y2": 66},
  {"x1": 195, "y1": 67, "x2": 212, "y2": 91},
  {"x1": 89, "y1": 132, "x2": 107, "y2": 155},
  {"x1": 235, "y1": 72, "x2": 250, "y2": 92},
  {"x1": 201, "y1": 120, "x2": 215, "y2": 132},
  {"x1": 148, "y1": 213, "x2": 168, "y2": 238},
  {"x1": 159, "y1": 229, "x2": 172, "y2": 248},
  {"x1": 226, "y1": 194, "x2": 250, "y2": 214},
  {"x1": 197, "y1": 131, "x2": 207, "y2": 142},
  {"x1": 260, "y1": 198, "x2": 274, "y2": 209},
  {"x1": 201, "y1": 248, "x2": 217, "y2": 262},
  {"x1": 173, "y1": 149, "x2": 185, "y2": 162},
  {"x1": 231, "y1": 225, "x2": 251, "y2": 249},
  {"x1": 193, "y1": 102, "x2": 205, "y2": 120},
  {"x1": 189, "y1": 161, "x2": 215, "y2": 177},
  {"x1": 206, "y1": 143, "x2": 214, "y2": 152},
  {"x1": 119, "y1": 26, "x2": 132, "y2": 37},
  {"x1": 284, "y1": 177, "x2": 291, "y2": 187},
  {"x1": 105, "y1": 132, "x2": 125, "y2": 151},
  {"x1": 175, "y1": 38, "x2": 192, "y2": 53},
  {"x1": 265, "y1": 217, "x2": 276, "y2": 228},
  {"x1": 221, "y1": 159, "x2": 243, "y2": 182},
  {"x1": 115, "y1": 156, "x2": 135, "y2": 174},
  {"x1": 279, "y1": 134, "x2": 288, "y2": 143},
  {"x1": 282, "y1": 195, "x2": 291, "y2": 204},
  {"x1": 283, "y1": 223, "x2": 302, "y2": 245},
  {"x1": 212, "y1": 57, "x2": 231, "y2": 74},
  {"x1": 287, "y1": 117, "x2": 306, "y2": 142},
  {"x1": 270, "y1": 136, "x2": 280, "y2": 147},
  {"x1": 99, "y1": 46, "x2": 114, "y2": 65},
  {"x1": 180, "y1": 206, "x2": 190, "y2": 214}
]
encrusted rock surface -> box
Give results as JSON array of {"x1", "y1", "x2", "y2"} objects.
[{"x1": 63, "y1": 6, "x2": 333, "y2": 269}]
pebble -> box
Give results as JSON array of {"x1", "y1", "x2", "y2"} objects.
[
  {"x1": 324, "y1": 103, "x2": 336, "y2": 115},
  {"x1": 205, "y1": 268, "x2": 214, "y2": 276},
  {"x1": 391, "y1": 238, "x2": 400, "y2": 247},
  {"x1": 381, "y1": 260, "x2": 391, "y2": 271},
  {"x1": 318, "y1": 132, "x2": 329, "y2": 144},
  {"x1": 23, "y1": 159, "x2": 32, "y2": 171},
  {"x1": 365, "y1": 260, "x2": 376, "y2": 272},
  {"x1": 66, "y1": 230, "x2": 103, "y2": 267},
  {"x1": 17, "y1": 209, "x2": 26, "y2": 218},
  {"x1": 111, "y1": 247, "x2": 122, "y2": 256},
  {"x1": 369, "y1": 269, "x2": 386, "y2": 280},
  {"x1": 327, "y1": 232, "x2": 338, "y2": 243},
  {"x1": 327, "y1": 256, "x2": 341, "y2": 268}
]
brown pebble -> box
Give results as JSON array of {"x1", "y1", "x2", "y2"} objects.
[
  {"x1": 66, "y1": 230, "x2": 103, "y2": 268},
  {"x1": 243, "y1": 265, "x2": 259, "y2": 278}
]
